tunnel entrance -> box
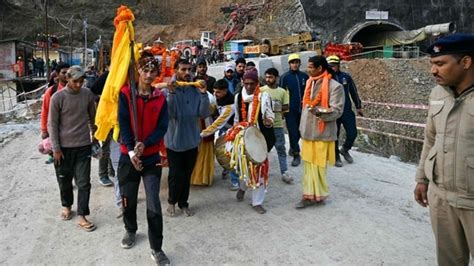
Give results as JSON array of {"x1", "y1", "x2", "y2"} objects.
[{"x1": 343, "y1": 21, "x2": 404, "y2": 47}]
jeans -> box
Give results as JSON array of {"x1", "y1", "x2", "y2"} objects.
[
  {"x1": 230, "y1": 171, "x2": 239, "y2": 186},
  {"x1": 118, "y1": 158, "x2": 163, "y2": 251},
  {"x1": 99, "y1": 132, "x2": 114, "y2": 178},
  {"x1": 54, "y1": 145, "x2": 92, "y2": 216},
  {"x1": 167, "y1": 148, "x2": 198, "y2": 208},
  {"x1": 273, "y1": 127, "x2": 288, "y2": 175},
  {"x1": 285, "y1": 110, "x2": 301, "y2": 154},
  {"x1": 335, "y1": 110, "x2": 357, "y2": 159},
  {"x1": 109, "y1": 140, "x2": 122, "y2": 208}
]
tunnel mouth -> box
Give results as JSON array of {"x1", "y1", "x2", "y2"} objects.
[{"x1": 343, "y1": 21, "x2": 405, "y2": 47}]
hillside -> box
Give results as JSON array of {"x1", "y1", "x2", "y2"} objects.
[{"x1": 0, "y1": 0, "x2": 297, "y2": 47}]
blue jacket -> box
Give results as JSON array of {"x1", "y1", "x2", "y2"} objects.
[
  {"x1": 224, "y1": 76, "x2": 239, "y2": 95},
  {"x1": 333, "y1": 71, "x2": 362, "y2": 113},
  {"x1": 279, "y1": 70, "x2": 308, "y2": 113},
  {"x1": 164, "y1": 86, "x2": 210, "y2": 152}
]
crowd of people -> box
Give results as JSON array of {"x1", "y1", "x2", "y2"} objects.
[{"x1": 38, "y1": 33, "x2": 474, "y2": 265}]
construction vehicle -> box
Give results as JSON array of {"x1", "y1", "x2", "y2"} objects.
[
  {"x1": 324, "y1": 42, "x2": 363, "y2": 61},
  {"x1": 172, "y1": 39, "x2": 202, "y2": 59},
  {"x1": 244, "y1": 32, "x2": 322, "y2": 56}
]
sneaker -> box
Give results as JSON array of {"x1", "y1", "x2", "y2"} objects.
[
  {"x1": 236, "y1": 189, "x2": 245, "y2": 202},
  {"x1": 340, "y1": 149, "x2": 354, "y2": 164},
  {"x1": 291, "y1": 154, "x2": 301, "y2": 167},
  {"x1": 281, "y1": 172, "x2": 294, "y2": 184},
  {"x1": 252, "y1": 205, "x2": 266, "y2": 214},
  {"x1": 229, "y1": 183, "x2": 239, "y2": 191},
  {"x1": 45, "y1": 155, "x2": 54, "y2": 164},
  {"x1": 335, "y1": 159, "x2": 343, "y2": 167},
  {"x1": 121, "y1": 232, "x2": 136, "y2": 249},
  {"x1": 98, "y1": 176, "x2": 113, "y2": 187},
  {"x1": 151, "y1": 249, "x2": 170, "y2": 266}
]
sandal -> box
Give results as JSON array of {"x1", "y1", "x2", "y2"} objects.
[
  {"x1": 78, "y1": 220, "x2": 96, "y2": 232},
  {"x1": 61, "y1": 208, "x2": 72, "y2": 221}
]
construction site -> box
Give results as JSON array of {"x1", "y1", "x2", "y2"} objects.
[{"x1": 0, "y1": 0, "x2": 473, "y2": 264}]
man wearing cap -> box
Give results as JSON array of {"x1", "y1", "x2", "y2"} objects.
[
  {"x1": 195, "y1": 57, "x2": 216, "y2": 94},
  {"x1": 280, "y1": 53, "x2": 308, "y2": 166},
  {"x1": 414, "y1": 33, "x2": 474, "y2": 265},
  {"x1": 48, "y1": 65, "x2": 97, "y2": 231},
  {"x1": 233, "y1": 69, "x2": 275, "y2": 214},
  {"x1": 327, "y1": 55, "x2": 363, "y2": 167},
  {"x1": 223, "y1": 63, "x2": 239, "y2": 94}
]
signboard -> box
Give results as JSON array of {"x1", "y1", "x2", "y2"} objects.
[{"x1": 365, "y1": 10, "x2": 389, "y2": 20}]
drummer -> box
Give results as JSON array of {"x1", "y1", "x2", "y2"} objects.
[
  {"x1": 232, "y1": 69, "x2": 275, "y2": 214},
  {"x1": 200, "y1": 79, "x2": 236, "y2": 183}
]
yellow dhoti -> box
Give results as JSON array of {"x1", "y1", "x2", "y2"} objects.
[
  {"x1": 190, "y1": 140, "x2": 215, "y2": 186},
  {"x1": 301, "y1": 139, "x2": 335, "y2": 201}
]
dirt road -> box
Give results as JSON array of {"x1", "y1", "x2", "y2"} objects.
[{"x1": 0, "y1": 122, "x2": 435, "y2": 265}]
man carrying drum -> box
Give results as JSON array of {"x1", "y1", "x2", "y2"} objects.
[
  {"x1": 200, "y1": 79, "x2": 235, "y2": 175},
  {"x1": 229, "y1": 69, "x2": 275, "y2": 214}
]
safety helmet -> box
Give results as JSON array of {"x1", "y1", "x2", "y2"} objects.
[
  {"x1": 287, "y1": 53, "x2": 300, "y2": 63},
  {"x1": 327, "y1": 55, "x2": 340, "y2": 64}
]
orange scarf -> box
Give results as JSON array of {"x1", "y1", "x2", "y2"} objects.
[{"x1": 302, "y1": 70, "x2": 331, "y2": 133}]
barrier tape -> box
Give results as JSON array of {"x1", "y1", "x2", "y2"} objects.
[
  {"x1": 357, "y1": 116, "x2": 425, "y2": 128},
  {"x1": 362, "y1": 100, "x2": 429, "y2": 110},
  {"x1": 357, "y1": 127, "x2": 424, "y2": 143}
]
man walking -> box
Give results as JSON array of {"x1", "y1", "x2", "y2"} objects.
[
  {"x1": 40, "y1": 62, "x2": 70, "y2": 164},
  {"x1": 327, "y1": 55, "x2": 363, "y2": 167},
  {"x1": 280, "y1": 54, "x2": 308, "y2": 166},
  {"x1": 117, "y1": 52, "x2": 170, "y2": 265},
  {"x1": 414, "y1": 34, "x2": 474, "y2": 266},
  {"x1": 48, "y1": 65, "x2": 97, "y2": 231},
  {"x1": 165, "y1": 59, "x2": 210, "y2": 217},
  {"x1": 296, "y1": 56, "x2": 344, "y2": 208},
  {"x1": 261, "y1": 67, "x2": 292, "y2": 184}
]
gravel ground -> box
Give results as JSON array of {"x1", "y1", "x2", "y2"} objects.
[{"x1": 0, "y1": 121, "x2": 436, "y2": 265}]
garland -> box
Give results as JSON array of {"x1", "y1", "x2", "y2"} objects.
[
  {"x1": 240, "y1": 85, "x2": 260, "y2": 125},
  {"x1": 302, "y1": 71, "x2": 331, "y2": 132}
]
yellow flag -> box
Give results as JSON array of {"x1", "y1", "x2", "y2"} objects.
[{"x1": 94, "y1": 5, "x2": 140, "y2": 141}]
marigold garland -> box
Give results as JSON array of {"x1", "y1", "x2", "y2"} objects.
[
  {"x1": 241, "y1": 85, "x2": 260, "y2": 125},
  {"x1": 302, "y1": 70, "x2": 331, "y2": 133}
]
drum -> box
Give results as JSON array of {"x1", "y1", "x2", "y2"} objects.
[
  {"x1": 243, "y1": 126, "x2": 267, "y2": 164},
  {"x1": 214, "y1": 135, "x2": 231, "y2": 170}
]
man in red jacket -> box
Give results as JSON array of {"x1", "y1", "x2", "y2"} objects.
[
  {"x1": 40, "y1": 62, "x2": 70, "y2": 164},
  {"x1": 117, "y1": 51, "x2": 170, "y2": 265}
]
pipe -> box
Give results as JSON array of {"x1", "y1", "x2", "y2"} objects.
[{"x1": 422, "y1": 22, "x2": 456, "y2": 34}]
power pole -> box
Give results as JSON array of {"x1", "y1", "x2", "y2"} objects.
[
  {"x1": 83, "y1": 18, "x2": 88, "y2": 68},
  {"x1": 44, "y1": 0, "x2": 50, "y2": 79}
]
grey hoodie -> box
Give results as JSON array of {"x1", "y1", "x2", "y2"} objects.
[{"x1": 164, "y1": 86, "x2": 210, "y2": 151}]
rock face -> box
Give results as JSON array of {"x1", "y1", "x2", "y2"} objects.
[{"x1": 300, "y1": 0, "x2": 474, "y2": 43}]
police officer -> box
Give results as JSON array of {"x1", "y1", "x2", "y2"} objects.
[
  {"x1": 327, "y1": 55, "x2": 363, "y2": 167},
  {"x1": 414, "y1": 33, "x2": 474, "y2": 265}
]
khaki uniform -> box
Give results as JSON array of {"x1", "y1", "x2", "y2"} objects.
[{"x1": 416, "y1": 85, "x2": 474, "y2": 265}]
